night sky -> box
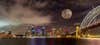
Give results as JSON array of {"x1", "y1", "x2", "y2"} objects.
[
  {"x1": 0, "y1": 0, "x2": 100, "y2": 33},
  {"x1": 0, "y1": 0, "x2": 100, "y2": 26}
]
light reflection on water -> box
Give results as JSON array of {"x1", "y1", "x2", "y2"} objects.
[
  {"x1": 0, "y1": 38, "x2": 47, "y2": 45},
  {"x1": 77, "y1": 38, "x2": 100, "y2": 45},
  {"x1": 0, "y1": 38, "x2": 99, "y2": 45}
]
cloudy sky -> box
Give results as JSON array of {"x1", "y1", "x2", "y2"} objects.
[
  {"x1": 0, "y1": 0, "x2": 99, "y2": 33},
  {"x1": 0, "y1": 0, "x2": 100, "y2": 26}
]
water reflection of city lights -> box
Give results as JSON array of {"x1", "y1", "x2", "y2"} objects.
[{"x1": 82, "y1": 38, "x2": 100, "y2": 40}]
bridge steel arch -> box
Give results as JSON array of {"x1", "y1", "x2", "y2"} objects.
[
  {"x1": 80, "y1": 6, "x2": 100, "y2": 30},
  {"x1": 79, "y1": 6, "x2": 100, "y2": 35}
]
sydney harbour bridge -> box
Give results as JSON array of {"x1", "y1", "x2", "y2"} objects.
[{"x1": 74, "y1": 6, "x2": 100, "y2": 38}]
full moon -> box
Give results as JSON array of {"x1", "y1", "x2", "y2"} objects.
[{"x1": 61, "y1": 9, "x2": 72, "y2": 19}]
